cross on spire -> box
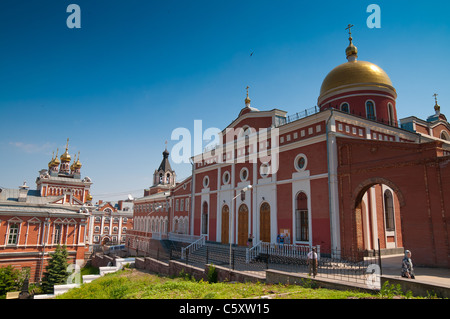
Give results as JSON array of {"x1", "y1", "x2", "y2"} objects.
[
  {"x1": 433, "y1": 93, "x2": 439, "y2": 103},
  {"x1": 345, "y1": 24, "x2": 354, "y2": 38},
  {"x1": 245, "y1": 85, "x2": 251, "y2": 105}
]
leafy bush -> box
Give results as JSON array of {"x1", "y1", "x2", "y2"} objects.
[
  {"x1": 0, "y1": 265, "x2": 20, "y2": 296},
  {"x1": 207, "y1": 264, "x2": 218, "y2": 283},
  {"x1": 379, "y1": 281, "x2": 404, "y2": 298}
]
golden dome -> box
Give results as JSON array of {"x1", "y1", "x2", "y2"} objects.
[
  {"x1": 48, "y1": 153, "x2": 57, "y2": 168},
  {"x1": 48, "y1": 149, "x2": 60, "y2": 167},
  {"x1": 345, "y1": 41, "x2": 358, "y2": 59},
  {"x1": 60, "y1": 150, "x2": 71, "y2": 162},
  {"x1": 73, "y1": 152, "x2": 82, "y2": 169},
  {"x1": 60, "y1": 138, "x2": 71, "y2": 162},
  {"x1": 319, "y1": 60, "x2": 396, "y2": 100}
]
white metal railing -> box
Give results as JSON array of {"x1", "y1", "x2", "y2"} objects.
[
  {"x1": 168, "y1": 232, "x2": 203, "y2": 244},
  {"x1": 151, "y1": 232, "x2": 168, "y2": 240},
  {"x1": 181, "y1": 235, "x2": 206, "y2": 260},
  {"x1": 246, "y1": 242, "x2": 320, "y2": 263},
  {"x1": 246, "y1": 241, "x2": 262, "y2": 263}
]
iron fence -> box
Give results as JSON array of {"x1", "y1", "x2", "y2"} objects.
[{"x1": 128, "y1": 241, "x2": 383, "y2": 290}]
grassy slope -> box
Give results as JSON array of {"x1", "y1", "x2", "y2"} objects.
[{"x1": 56, "y1": 268, "x2": 378, "y2": 299}]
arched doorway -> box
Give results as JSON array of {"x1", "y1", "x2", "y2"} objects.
[
  {"x1": 238, "y1": 204, "x2": 249, "y2": 246},
  {"x1": 221, "y1": 205, "x2": 229, "y2": 244},
  {"x1": 295, "y1": 192, "x2": 309, "y2": 242},
  {"x1": 260, "y1": 202, "x2": 270, "y2": 242},
  {"x1": 352, "y1": 179, "x2": 403, "y2": 253},
  {"x1": 202, "y1": 202, "x2": 208, "y2": 236}
]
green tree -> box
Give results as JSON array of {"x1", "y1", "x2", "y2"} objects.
[
  {"x1": 41, "y1": 245, "x2": 70, "y2": 294},
  {"x1": 0, "y1": 265, "x2": 20, "y2": 296}
]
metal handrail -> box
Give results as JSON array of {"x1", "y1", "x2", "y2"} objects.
[
  {"x1": 246, "y1": 242, "x2": 321, "y2": 263},
  {"x1": 181, "y1": 235, "x2": 206, "y2": 260},
  {"x1": 246, "y1": 241, "x2": 261, "y2": 263}
]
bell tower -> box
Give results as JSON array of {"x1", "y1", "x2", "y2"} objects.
[{"x1": 153, "y1": 142, "x2": 176, "y2": 187}]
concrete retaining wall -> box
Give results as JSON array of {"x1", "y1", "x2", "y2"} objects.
[
  {"x1": 134, "y1": 257, "x2": 264, "y2": 283},
  {"x1": 265, "y1": 269, "x2": 376, "y2": 294},
  {"x1": 381, "y1": 275, "x2": 450, "y2": 298}
]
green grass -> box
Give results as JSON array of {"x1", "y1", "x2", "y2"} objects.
[{"x1": 56, "y1": 268, "x2": 380, "y2": 299}]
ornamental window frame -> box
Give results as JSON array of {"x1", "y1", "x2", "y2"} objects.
[
  {"x1": 7, "y1": 222, "x2": 21, "y2": 246},
  {"x1": 365, "y1": 100, "x2": 376, "y2": 121},
  {"x1": 240, "y1": 167, "x2": 249, "y2": 182},
  {"x1": 294, "y1": 153, "x2": 308, "y2": 172},
  {"x1": 340, "y1": 102, "x2": 350, "y2": 113}
]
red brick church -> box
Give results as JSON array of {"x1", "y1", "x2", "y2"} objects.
[
  {"x1": 129, "y1": 29, "x2": 450, "y2": 268},
  {"x1": 0, "y1": 140, "x2": 94, "y2": 282}
]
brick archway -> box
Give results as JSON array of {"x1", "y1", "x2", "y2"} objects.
[
  {"x1": 350, "y1": 178, "x2": 404, "y2": 254},
  {"x1": 351, "y1": 177, "x2": 405, "y2": 209},
  {"x1": 337, "y1": 137, "x2": 450, "y2": 267}
]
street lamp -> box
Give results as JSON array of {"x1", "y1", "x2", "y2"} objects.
[{"x1": 229, "y1": 184, "x2": 252, "y2": 270}]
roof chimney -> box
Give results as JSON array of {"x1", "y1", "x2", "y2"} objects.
[{"x1": 18, "y1": 181, "x2": 29, "y2": 202}]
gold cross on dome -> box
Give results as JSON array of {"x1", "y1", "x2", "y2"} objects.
[
  {"x1": 246, "y1": 86, "x2": 249, "y2": 97},
  {"x1": 433, "y1": 93, "x2": 439, "y2": 103},
  {"x1": 345, "y1": 24, "x2": 354, "y2": 37}
]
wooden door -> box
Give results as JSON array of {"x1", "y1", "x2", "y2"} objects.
[
  {"x1": 238, "y1": 204, "x2": 249, "y2": 246},
  {"x1": 260, "y1": 203, "x2": 271, "y2": 242},
  {"x1": 221, "y1": 205, "x2": 229, "y2": 244}
]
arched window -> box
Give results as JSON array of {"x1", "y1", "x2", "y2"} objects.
[
  {"x1": 440, "y1": 131, "x2": 449, "y2": 141},
  {"x1": 384, "y1": 190, "x2": 395, "y2": 231},
  {"x1": 295, "y1": 192, "x2": 309, "y2": 242},
  {"x1": 387, "y1": 103, "x2": 395, "y2": 126},
  {"x1": 366, "y1": 101, "x2": 376, "y2": 121},
  {"x1": 260, "y1": 202, "x2": 271, "y2": 242},
  {"x1": 202, "y1": 202, "x2": 208, "y2": 235},
  {"x1": 341, "y1": 102, "x2": 349, "y2": 113}
]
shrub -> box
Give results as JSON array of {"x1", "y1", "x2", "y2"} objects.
[
  {"x1": 41, "y1": 245, "x2": 70, "y2": 293},
  {"x1": 0, "y1": 265, "x2": 20, "y2": 296},
  {"x1": 379, "y1": 281, "x2": 404, "y2": 299},
  {"x1": 207, "y1": 264, "x2": 218, "y2": 283}
]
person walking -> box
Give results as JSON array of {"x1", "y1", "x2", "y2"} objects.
[
  {"x1": 247, "y1": 234, "x2": 253, "y2": 248},
  {"x1": 401, "y1": 250, "x2": 415, "y2": 279},
  {"x1": 307, "y1": 247, "x2": 318, "y2": 278}
]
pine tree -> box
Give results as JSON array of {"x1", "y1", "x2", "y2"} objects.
[{"x1": 41, "y1": 245, "x2": 70, "y2": 294}]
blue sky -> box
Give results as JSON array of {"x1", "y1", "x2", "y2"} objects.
[{"x1": 0, "y1": 0, "x2": 449, "y2": 201}]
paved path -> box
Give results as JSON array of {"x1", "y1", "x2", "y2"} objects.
[{"x1": 379, "y1": 254, "x2": 450, "y2": 287}]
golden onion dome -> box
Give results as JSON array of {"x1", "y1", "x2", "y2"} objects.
[
  {"x1": 60, "y1": 150, "x2": 71, "y2": 163},
  {"x1": 60, "y1": 138, "x2": 71, "y2": 162},
  {"x1": 48, "y1": 153, "x2": 56, "y2": 168},
  {"x1": 319, "y1": 60, "x2": 396, "y2": 101},
  {"x1": 49, "y1": 149, "x2": 60, "y2": 167},
  {"x1": 319, "y1": 25, "x2": 396, "y2": 103},
  {"x1": 345, "y1": 41, "x2": 358, "y2": 59},
  {"x1": 73, "y1": 152, "x2": 82, "y2": 169},
  {"x1": 70, "y1": 154, "x2": 77, "y2": 171},
  {"x1": 53, "y1": 155, "x2": 60, "y2": 165}
]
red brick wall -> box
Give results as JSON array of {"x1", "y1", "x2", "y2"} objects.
[{"x1": 337, "y1": 137, "x2": 450, "y2": 267}]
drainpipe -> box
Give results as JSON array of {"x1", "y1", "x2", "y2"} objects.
[
  {"x1": 325, "y1": 108, "x2": 336, "y2": 256},
  {"x1": 189, "y1": 157, "x2": 195, "y2": 236}
]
